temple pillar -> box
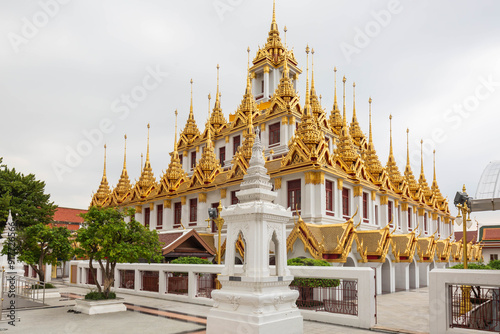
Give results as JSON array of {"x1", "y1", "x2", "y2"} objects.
[
  {"x1": 401, "y1": 203, "x2": 409, "y2": 233},
  {"x1": 379, "y1": 196, "x2": 388, "y2": 228},
  {"x1": 263, "y1": 66, "x2": 270, "y2": 102}
]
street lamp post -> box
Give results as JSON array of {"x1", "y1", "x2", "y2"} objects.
[
  {"x1": 208, "y1": 201, "x2": 225, "y2": 265},
  {"x1": 454, "y1": 185, "x2": 472, "y2": 269}
]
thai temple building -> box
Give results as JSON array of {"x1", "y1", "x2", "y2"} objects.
[{"x1": 90, "y1": 2, "x2": 482, "y2": 294}]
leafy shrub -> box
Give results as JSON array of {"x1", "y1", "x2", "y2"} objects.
[
  {"x1": 287, "y1": 257, "x2": 339, "y2": 288},
  {"x1": 450, "y1": 263, "x2": 492, "y2": 270},
  {"x1": 488, "y1": 260, "x2": 500, "y2": 270},
  {"x1": 287, "y1": 257, "x2": 330, "y2": 267},
  {"x1": 32, "y1": 283, "x2": 56, "y2": 289},
  {"x1": 85, "y1": 291, "x2": 116, "y2": 300},
  {"x1": 171, "y1": 256, "x2": 211, "y2": 265}
]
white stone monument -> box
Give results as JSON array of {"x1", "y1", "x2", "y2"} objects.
[
  {"x1": 207, "y1": 127, "x2": 303, "y2": 334},
  {"x1": 0, "y1": 211, "x2": 24, "y2": 275}
]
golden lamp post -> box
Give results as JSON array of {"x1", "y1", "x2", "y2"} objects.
[
  {"x1": 454, "y1": 185, "x2": 472, "y2": 269},
  {"x1": 208, "y1": 201, "x2": 225, "y2": 265}
]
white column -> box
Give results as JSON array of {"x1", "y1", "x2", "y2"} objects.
[
  {"x1": 380, "y1": 201, "x2": 388, "y2": 228},
  {"x1": 263, "y1": 67, "x2": 270, "y2": 101},
  {"x1": 401, "y1": 206, "x2": 409, "y2": 233},
  {"x1": 149, "y1": 204, "x2": 156, "y2": 231}
]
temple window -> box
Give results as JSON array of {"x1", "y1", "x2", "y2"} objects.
[
  {"x1": 287, "y1": 179, "x2": 301, "y2": 214},
  {"x1": 231, "y1": 191, "x2": 239, "y2": 205},
  {"x1": 174, "y1": 202, "x2": 182, "y2": 227},
  {"x1": 342, "y1": 187, "x2": 350, "y2": 219},
  {"x1": 144, "y1": 207, "x2": 150, "y2": 228},
  {"x1": 362, "y1": 192, "x2": 369, "y2": 222},
  {"x1": 156, "y1": 204, "x2": 163, "y2": 229},
  {"x1": 233, "y1": 135, "x2": 241, "y2": 155},
  {"x1": 408, "y1": 207, "x2": 412, "y2": 231},
  {"x1": 325, "y1": 180, "x2": 334, "y2": 216},
  {"x1": 269, "y1": 122, "x2": 280, "y2": 147},
  {"x1": 189, "y1": 198, "x2": 197, "y2": 224},
  {"x1": 424, "y1": 213, "x2": 428, "y2": 233},
  {"x1": 191, "y1": 151, "x2": 196, "y2": 170},
  {"x1": 388, "y1": 200, "x2": 393, "y2": 227},
  {"x1": 219, "y1": 147, "x2": 226, "y2": 166}
]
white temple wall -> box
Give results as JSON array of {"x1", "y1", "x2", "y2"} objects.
[{"x1": 395, "y1": 263, "x2": 410, "y2": 291}]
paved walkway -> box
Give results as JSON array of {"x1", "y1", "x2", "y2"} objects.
[{"x1": 0, "y1": 284, "x2": 430, "y2": 334}]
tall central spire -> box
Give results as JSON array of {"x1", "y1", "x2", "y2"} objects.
[
  {"x1": 364, "y1": 97, "x2": 384, "y2": 180},
  {"x1": 271, "y1": 0, "x2": 278, "y2": 32},
  {"x1": 386, "y1": 115, "x2": 404, "y2": 189},
  {"x1": 329, "y1": 67, "x2": 343, "y2": 133},
  {"x1": 349, "y1": 82, "x2": 364, "y2": 144},
  {"x1": 404, "y1": 129, "x2": 420, "y2": 197}
]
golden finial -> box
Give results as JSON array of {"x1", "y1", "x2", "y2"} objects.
[
  {"x1": 146, "y1": 123, "x2": 150, "y2": 162},
  {"x1": 174, "y1": 110, "x2": 178, "y2": 151},
  {"x1": 208, "y1": 93, "x2": 211, "y2": 117},
  {"x1": 123, "y1": 134, "x2": 127, "y2": 170},
  {"x1": 352, "y1": 82, "x2": 357, "y2": 121},
  {"x1": 462, "y1": 184, "x2": 467, "y2": 193},
  {"x1": 103, "y1": 144, "x2": 107, "y2": 176},
  {"x1": 389, "y1": 115, "x2": 393, "y2": 156},
  {"x1": 189, "y1": 79, "x2": 194, "y2": 117},
  {"x1": 420, "y1": 139, "x2": 424, "y2": 174},
  {"x1": 319, "y1": 94, "x2": 322, "y2": 105},
  {"x1": 311, "y1": 48, "x2": 316, "y2": 92},
  {"x1": 406, "y1": 128, "x2": 410, "y2": 167},
  {"x1": 272, "y1": 0, "x2": 276, "y2": 24},
  {"x1": 369, "y1": 98, "x2": 373, "y2": 144},
  {"x1": 284, "y1": 25, "x2": 287, "y2": 47},
  {"x1": 247, "y1": 47, "x2": 250, "y2": 70},
  {"x1": 334, "y1": 67, "x2": 338, "y2": 106},
  {"x1": 342, "y1": 76, "x2": 346, "y2": 126},
  {"x1": 304, "y1": 45, "x2": 312, "y2": 115},
  {"x1": 433, "y1": 149, "x2": 436, "y2": 182},
  {"x1": 141, "y1": 153, "x2": 143, "y2": 172}
]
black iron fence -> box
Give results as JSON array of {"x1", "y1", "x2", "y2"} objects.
[
  {"x1": 449, "y1": 284, "x2": 500, "y2": 332},
  {"x1": 290, "y1": 279, "x2": 358, "y2": 316},
  {"x1": 196, "y1": 273, "x2": 218, "y2": 298},
  {"x1": 119, "y1": 270, "x2": 135, "y2": 289}
]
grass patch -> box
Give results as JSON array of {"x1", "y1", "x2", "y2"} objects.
[{"x1": 84, "y1": 291, "x2": 116, "y2": 300}]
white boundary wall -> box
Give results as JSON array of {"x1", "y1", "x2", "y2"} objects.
[
  {"x1": 70, "y1": 261, "x2": 376, "y2": 329},
  {"x1": 429, "y1": 269, "x2": 500, "y2": 334}
]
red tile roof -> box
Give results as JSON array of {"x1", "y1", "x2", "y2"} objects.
[
  {"x1": 454, "y1": 230, "x2": 477, "y2": 243},
  {"x1": 53, "y1": 207, "x2": 87, "y2": 224},
  {"x1": 483, "y1": 228, "x2": 500, "y2": 241}
]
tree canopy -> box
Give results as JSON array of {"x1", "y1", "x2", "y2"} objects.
[
  {"x1": 76, "y1": 206, "x2": 163, "y2": 298},
  {"x1": 0, "y1": 158, "x2": 57, "y2": 230},
  {"x1": 3, "y1": 223, "x2": 73, "y2": 282}
]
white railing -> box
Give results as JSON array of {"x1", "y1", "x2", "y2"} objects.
[
  {"x1": 70, "y1": 261, "x2": 376, "y2": 329},
  {"x1": 429, "y1": 269, "x2": 500, "y2": 334}
]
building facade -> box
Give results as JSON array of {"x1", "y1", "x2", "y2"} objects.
[{"x1": 90, "y1": 2, "x2": 470, "y2": 294}]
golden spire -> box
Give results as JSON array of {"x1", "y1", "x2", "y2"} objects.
[
  {"x1": 349, "y1": 82, "x2": 365, "y2": 144},
  {"x1": 180, "y1": 79, "x2": 201, "y2": 143},
  {"x1": 115, "y1": 134, "x2": 131, "y2": 196},
  {"x1": 273, "y1": 37, "x2": 295, "y2": 101},
  {"x1": 210, "y1": 65, "x2": 227, "y2": 133},
  {"x1": 364, "y1": 98, "x2": 384, "y2": 179},
  {"x1": 309, "y1": 48, "x2": 325, "y2": 122},
  {"x1": 208, "y1": 93, "x2": 211, "y2": 117},
  {"x1": 433, "y1": 150, "x2": 436, "y2": 182},
  {"x1": 304, "y1": 45, "x2": 311, "y2": 115},
  {"x1": 271, "y1": 0, "x2": 277, "y2": 32},
  {"x1": 141, "y1": 153, "x2": 143, "y2": 172},
  {"x1": 386, "y1": 115, "x2": 404, "y2": 189},
  {"x1": 284, "y1": 25, "x2": 287, "y2": 47},
  {"x1": 336, "y1": 75, "x2": 358, "y2": 168},
  {"x1": 235, "y1": 53, "x2": 258, "y2": 119},
  {"x1": 247, "y1": 47, "x2": 250, "y2": 70},
  {"x1": 240, "y1": 102, "x2": 256, "y2": 160},
  {"x1": 431, "y1": 149, "x2": 444, "y2": 202},
  {"x1": 419, "y1": 139, "x2": 432, "y2": 200},
  {"x1": 138, "y1": 124, "x2": 155, "y2": 191},
  {"x1": 164, "y1": 109, "x2": 187, "y2": 187},
  {"x1": 329, "y1": 67, "x2": 342, "y2": 133},
  {"x1": 94, "y1": 144, "x2": 110, "y2": 204},
  {"x1": 404, "y1": 128, "x2": 420, "y2": 196}
]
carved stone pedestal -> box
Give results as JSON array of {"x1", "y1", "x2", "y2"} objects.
[{"x1": 208, "y1": 276, "x2": 302, "y2": 334}]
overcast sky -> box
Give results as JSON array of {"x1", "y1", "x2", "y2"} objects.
[{"x1": 1, "y1": 0, "x2": 499, "y2": 226}]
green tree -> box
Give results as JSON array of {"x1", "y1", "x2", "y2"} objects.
[
  {"x1": 3, "y1": 223, "x2": 72, "y2": 282},
  {"x1": 0, "y1": 158, "x2": 57, "y2": 230},
  {"x1": 76, "y1": 206, "x2": 162, "y2": 299}
]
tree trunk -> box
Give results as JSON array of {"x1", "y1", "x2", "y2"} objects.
[{"x1": 89, "y1": 256, "x2": 101, "y2": 293}]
